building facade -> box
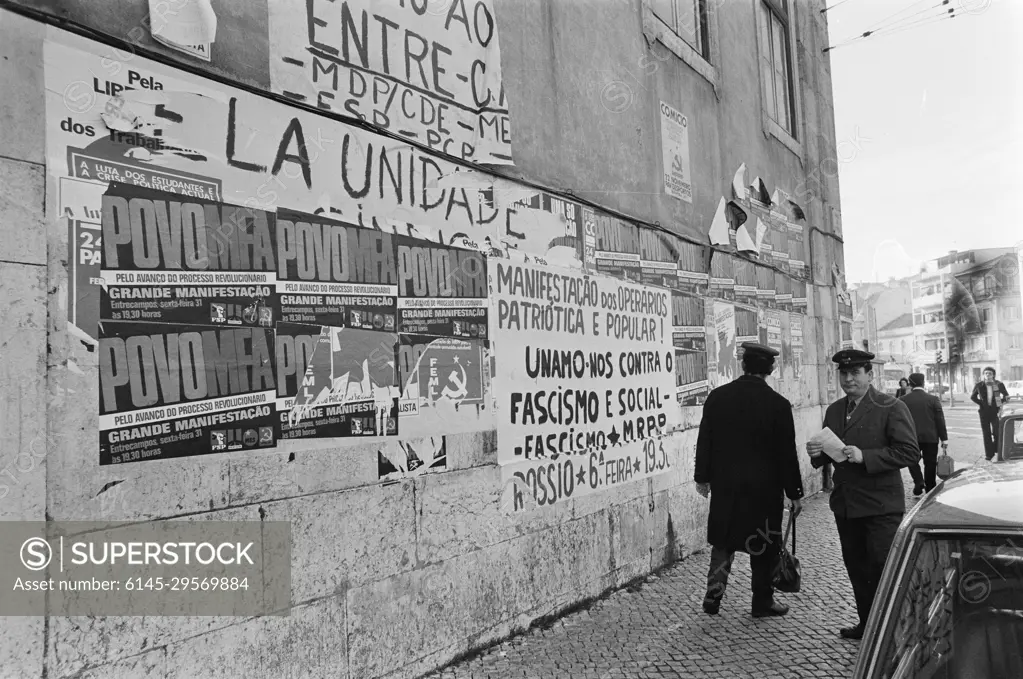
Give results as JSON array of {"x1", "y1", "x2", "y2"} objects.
[
  {"x1": 855, "y1": 248, "x2": 1022, "y2": 396},
  {"x1": 0, "y1": 1, "x2": 847, "y2": 676}
]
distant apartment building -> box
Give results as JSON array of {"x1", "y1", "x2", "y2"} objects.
[
  {"x1": 853, "y1": 247, "x2": 1022, "y2": 393},
  {"x1": 911, "y1": 249, "x2": 1022, "y2": 389}
]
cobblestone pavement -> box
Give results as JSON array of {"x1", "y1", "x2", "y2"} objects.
[{"x1": 429, "y1": 428, "x2": 988, "y2": 679}]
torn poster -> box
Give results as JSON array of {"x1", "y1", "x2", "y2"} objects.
[
  {"x1": 378, "y1": 436, "x2": 447, "y2": 481},
  {"x1": 278, "y1": 323, "x2": 400, "y2": 440},
  {"x1": 712, "y1": 302, "x2": 738, "y2": 387},
  {"x1": 396, "y1": 335, "x2": 491, "y2": 439},
  {"x1": 149, "y1": 0, "x2": 217, "y2": 62},
  {"x1": 732, "y1": 163, "x2": 748, "y2": 201},
  {"x1": 708, "y1": 197, "x2": 731, "y2": 246}
]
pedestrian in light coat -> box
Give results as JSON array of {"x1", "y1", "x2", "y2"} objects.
[
  {"x1": 900, "y1": 373, "x2": 948, "y2": 495},
  {"x1": 695, "y1": 342, "x2": 804, "y2": 618},
  {"x1": 806, "y1": 349, "x2": 919, "y2": 640},
  {"x1": 970, "y1": 366, "x2": 1009, "y2": 460}
]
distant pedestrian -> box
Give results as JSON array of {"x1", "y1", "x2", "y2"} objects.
[
  {"x1": 970, "y1": 367, "x2": 1009, "y2": 461},
  {"x1": 895, "y1": 378, "x2": 911, "y2": 398},
  {"x1": 695, "y1": 342, "x2": 804, "y2": 618},
  {"x1": 899, "y1": 373, "x2": 948, "y2": 495},
  {"x1": 806, "y1": 349, "x2": 919, "y2": 640}
]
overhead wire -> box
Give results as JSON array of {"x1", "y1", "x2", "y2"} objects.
[
  {"x1": 863, "y1": 10, "x2": 957, "y2": 42},
  {"x1": 866, "y1": 0, "x2": 954, "y2": 34},
  {"x1": 823, "y1": 0, "x2": 961, "y2": 52}
]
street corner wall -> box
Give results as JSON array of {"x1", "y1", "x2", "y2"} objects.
[{"x1": 0, "y1": 1, "x2": 841, "y2": 677}]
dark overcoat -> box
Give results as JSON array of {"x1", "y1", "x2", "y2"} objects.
[
  {"x1": 694, "y1": 375, "x2": 804, "y2": 553},
  {"x1": 812, "y1": 386, "x2": 920, "y2": 518},
  {"x1": 899, "y1": 389, "x2": 948, "y2": 443}
]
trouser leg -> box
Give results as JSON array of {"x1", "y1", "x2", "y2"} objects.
[
  {"x1": 920, "y1": 442, "x2": 939, "y2": 490},
  {"x1": 749, "y1": 543, "x2": 780, "y2": 611},
  {"x1": 907, "y1": 455, "x2": 924, "y2": 487},
  {"x1": 860, "y1": 513, "x2": 903, "y2": 624},
  {"x1": 980, "y1": 411, "x2": 998, "y2": 458},
  {"x1": 835, "y1": 515, "x2": 871, "y2": 627},
  {"x1": 705, "y1": 545, "x2": 734, "y2": 606}
]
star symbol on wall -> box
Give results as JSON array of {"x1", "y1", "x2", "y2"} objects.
[
  {"x1": 608, "y1": 426, "x2": 621, "y2": 446},
  {"x1": 634, "y1": 459, "x2": 641, "y2": 473},
  {"x1": 577, "y1": 467, "x2": 587, "y2": 486}
]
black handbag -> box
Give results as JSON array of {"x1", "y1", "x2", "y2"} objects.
[{"x1": 774, "y1": 509, "x2": 802, "y2": 593}]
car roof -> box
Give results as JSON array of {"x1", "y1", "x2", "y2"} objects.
[{"x1": 909, "y1": 460, "x2": 1023, "y2": 530}]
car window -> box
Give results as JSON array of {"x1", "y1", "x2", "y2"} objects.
[{"x1": 873, "y1": 533, "x2": 1023, "y2": 679}]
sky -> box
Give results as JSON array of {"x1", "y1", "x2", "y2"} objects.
[{"x1": 825, "y1": 0, "x2": 1023, "y2": 285}]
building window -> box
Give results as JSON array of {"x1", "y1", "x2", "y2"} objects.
[
  {"x1": 1003, "y1": 304, "x2": 1020, "y2": 321},
  {"x1": 900, "y1": 339, "x2": 906, "y2": 355},
  {"x1": 758, "y1": 1, "x2": 796, "y2": 137},
  {"x1": 985, "y1": 335, "x2": 993, "y2": 350},
  {"x1": 925, "y1": 339, "x2": 938, "y2": 351},
  {"x1": 651, "y1": 0, "x2": 710, "y2": 60},
  {"x1": 979, "y1": 308, "x2": 991, "y2": 323},
  {"x1": 1011, "y1": 334, "x2": 1023, "y2": 349}
]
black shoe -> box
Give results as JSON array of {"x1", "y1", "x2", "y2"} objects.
[
  {"x1": 702, "y1": 601, "x2": 720, "y2": 615},
  {"x1": 840, "y1": 625, "x2": 864, "y2": 640},
  {"x1": 913, "y1": 484, "x2": 924, "y2": 496},
  {"x1": 752, "y1": 602, "x2": 789, "y2": 618}
]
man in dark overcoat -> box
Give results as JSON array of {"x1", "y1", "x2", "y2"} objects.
[
  {"x1": 694, "y1": 342, "x2": 804, "y2": 617},
  {"x1": 807, "y1": 349, "x2": 919, "y2": 640},
  {"x1": 900, "y1": 372, "x2": 948, "y2": 494}
]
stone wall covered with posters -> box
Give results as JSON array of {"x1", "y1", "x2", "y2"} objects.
[{"x1": 0, "y1": 1, "x2": 847, "y2": 677}]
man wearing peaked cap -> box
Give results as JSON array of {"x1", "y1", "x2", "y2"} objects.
[
  {"x1": 806, "y1": 348, "x2": 919, "y2": 640},
  {"x1": 694, "y1": 341, "x2": 804, "y2": 618}
]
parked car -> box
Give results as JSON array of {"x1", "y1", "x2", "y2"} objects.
[
  {"x1": 851, "y1": 461, "x2": 1023, "y2": 678},
  {"x1": 1004, "y1": 380, "x2": 1023, "y2": 402},
  {"x1": 998, "y1": 402, "x2": 1023, "y2": 463}
]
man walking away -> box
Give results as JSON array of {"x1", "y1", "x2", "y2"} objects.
[
  {"x1": 971, "y1": 367, "x2": 1009, "y2": 461},
  {"x1": 695, "y1": 342, "x2": 804, "y2": 618},
  {"x1": 900, "y1": 373, "x2": 948, "y2": 495},
  {"x1": 805, "y1": 350, "x2": 919, "y2": 640}
]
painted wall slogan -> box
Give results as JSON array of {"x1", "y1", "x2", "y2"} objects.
[
  {"x1": 494, "y1": 260, "x2": 678, "y2": 511},
  {"x1": 268, "y1": 0, "x2": 512, "y2": 165}
]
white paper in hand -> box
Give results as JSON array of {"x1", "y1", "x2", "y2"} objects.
[{"x1": 809, "y1": 427, "x2": 847, "y2": 463}]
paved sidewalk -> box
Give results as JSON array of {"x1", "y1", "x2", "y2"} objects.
[{"x1": 428, "y1": 454, "x2": 998, "y2": 679}]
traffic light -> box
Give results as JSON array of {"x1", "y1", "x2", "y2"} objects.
[{"x1": 935, "y1": 350, "x2": 943, "y2": 364}]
